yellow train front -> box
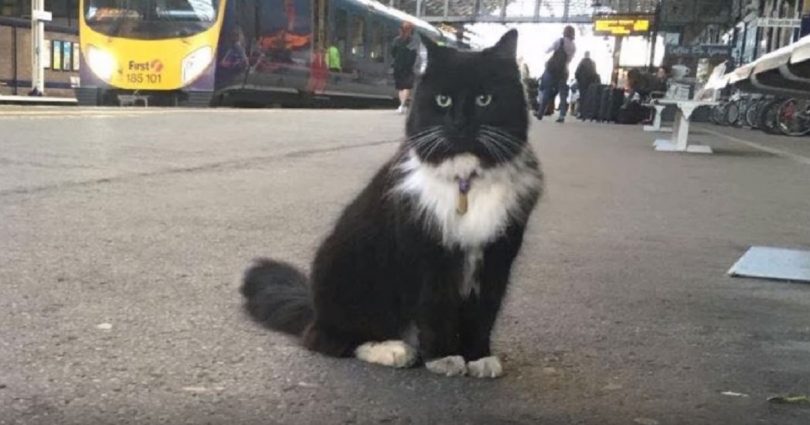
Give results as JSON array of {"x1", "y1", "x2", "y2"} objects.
[
  {"x1": 77, "y1": 0, "x2": 456, "y2": 107},
  {"x1": 77, "y1": 0, "x2": 225, "y2": 106}
]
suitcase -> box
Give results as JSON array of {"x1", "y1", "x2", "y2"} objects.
[
  {"x1": 587, "y1": 84, "x2": 608, "y2": 121},
  {"x1": 606, "y1": 88, "x2": 625, "y2": 122},
  {"x1": 580, "y1": 84, "x2": 600, "y2": 120},
  {"x1": 597, "y1": 87, "x2": 612, "y2": 121},
  {"x1": 598, "y1": 88, "x2": 624, "y2": 122}
]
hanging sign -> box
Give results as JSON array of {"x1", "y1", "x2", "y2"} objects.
[{"x1": 593, "y1": 14, "x2": 654, "y2": 36}]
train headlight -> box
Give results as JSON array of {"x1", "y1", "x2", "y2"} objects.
[
  {"x1": 181, "y1": 46, "x2": 213, "y2": 85},
  {"x1": 87, "y1": 45, "x2": 116, "y2": 82}
]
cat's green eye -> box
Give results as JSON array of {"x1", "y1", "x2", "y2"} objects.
[
  {"x1": 476, "y1": 94, "x2": 492, "y2": 107},
  {"x1": 435, "y1": 94, "x2": 453, "y2": 108}
]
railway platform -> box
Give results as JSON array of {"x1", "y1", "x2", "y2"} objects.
[{"x1": 1, "y1": 107, "x2": 809, "y2": 425}]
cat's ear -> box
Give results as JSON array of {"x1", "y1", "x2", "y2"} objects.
[
  {"x1": 420, "y1": 33, "x2": 446, "y2": 61},
  {"x1": 487, "y1": 29, "x2": 519, "y2": 59}
]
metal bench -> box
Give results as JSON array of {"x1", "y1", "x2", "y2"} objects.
[{"x1": 652, "y1": 99, "x2": 718, "y2": 154}]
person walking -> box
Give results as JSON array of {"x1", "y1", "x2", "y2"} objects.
[
  {"x1": 536, "y1": 25, "x2": 576, "y2": 123},
  {"x1": 390, "y1": 22, "x2": 418, "y2": 114}
]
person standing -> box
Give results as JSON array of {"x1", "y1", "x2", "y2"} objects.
[
  {"x1": 574, "y1": 51, "x2": 599, "y2": 97},
  {"x1": 391, "y1": 22, "x2": 418, "y2": 114},
  {"x1": 536, "y1": 25, "x2": 576, "y2": 123}
]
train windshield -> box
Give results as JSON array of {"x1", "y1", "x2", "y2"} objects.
[{"x1": 84, "y1": 0, "x2": 219, "y2": 40}]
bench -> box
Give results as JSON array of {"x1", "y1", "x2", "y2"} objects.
[
  {"x1": 652, "y1": 99, "x2": 718, "y2": 154},
  {"x1": 649, "y1": 66, "x2": 726, "y2": 154},
  {"x1": 642, "y1": 102, "x2": 672, "y2": 132}
]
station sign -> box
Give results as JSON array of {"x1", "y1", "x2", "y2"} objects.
[
  {"x1": 757, "y1": 17, "x2": 800, "y2": 28},
  {"x1": 667, "y1": 44, "x2": 733, "y2": 57},
  {"x1": 593, "y1": 14, "x2": 654, "y2": 36}
]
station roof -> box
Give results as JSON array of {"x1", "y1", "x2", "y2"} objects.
[{"x1": 389, "y1": 0, "x2": 660, "y2": 24}]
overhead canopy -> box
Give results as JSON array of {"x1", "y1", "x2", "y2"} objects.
[
  {"x1": 388, "y1": 0, "x2": 659, "y2": 24},
  {"x1": 789, "y1": 36, "x2": 810, "y2": 65},
  {"x1": 753, "y1": 44, "x2": 794, "y2": 75},
  {"x1": 726, "y1": 62, "x2": 754, "y2": 85}
]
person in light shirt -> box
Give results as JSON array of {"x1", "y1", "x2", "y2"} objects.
[{"x1": 535, "y1": 25, "x2": 576, "y2": 123}]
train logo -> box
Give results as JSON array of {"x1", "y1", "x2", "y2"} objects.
[{"x1": 128, "y1": 60, "x2": 164, "y2": 73}]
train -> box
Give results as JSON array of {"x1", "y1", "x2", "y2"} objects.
[{"x1": 76, "y1": 0, "x2": 459, "y2": 107}]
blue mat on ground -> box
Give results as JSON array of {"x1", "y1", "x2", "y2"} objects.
[{"x1": 728, "y1": 246, "x2": 810, "y2": 283}]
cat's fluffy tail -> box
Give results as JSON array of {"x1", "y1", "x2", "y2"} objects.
[{"x1": 240, "y1": 258, "x2": 313, "y2": 335}]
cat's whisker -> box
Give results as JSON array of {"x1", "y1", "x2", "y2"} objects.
[
  {"x1": 480, "y1": 135, "x2": 519, "y2": 160},
  {"x1": 406, "y1": 126, "x2": 443, "y2": 144},
  {"x1": 480, "y1": 132, "x2": 523, "y2": 158},
  {"x1": 480, "y1": 127, "x2": 524, "y2": 148},
  {"x1": 408, "y1": 136, "x2": 440, "y2": 153},
  {"x1": 407, "y1": 128, "x2": 445, "y2": 151},
  {"x1": 486, "y1": 139, "x2": 511, "y2": 163},
  {"x1": 423, "y1": 135, "x2": 447, "y2": 159},
  {"x1": 478, "y1": 135, "x2": 509, "y2": 163},
  {"x1": 407, "y1": 126, "x2": 440, "y2": 138},
  {"x1": 477, "y1": 137, "x2": 498, "y2": 160},
  {"x1": 479, "y1": 132, "x2": 518, "y2": 159},
  {"x1": 480, "y1": 126, "x2": 523, "y2": 142}
]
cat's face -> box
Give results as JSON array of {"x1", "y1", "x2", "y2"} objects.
[{"x1": 405, "y1": 30, "x2": 528, "y2": 168}]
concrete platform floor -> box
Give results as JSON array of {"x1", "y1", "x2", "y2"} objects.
[{"x1": 1, "y1": 107, "x2": 809, "y2": 425}]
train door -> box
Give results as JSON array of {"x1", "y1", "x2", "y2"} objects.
[
  {"x1": 313, "y1": 0, "x2": 327, "y2": 52},
  {"x1": 344, "y1": 8, "x2": 383, "y2": 98},
  {"x1": 306, "y1": 0, "x2": 329, "y2": 95},
  {"x1": 215, "y1": 0, "x2": 256, "y2": 96},
  {"x1": 323, "y1": 3, "x2": 351, "y2": 95},
  {"x1": 243, "y1": 0, "x2": 314, "y2": 103},
  {"x1": 364, "y1": 18, "x2": 390, "y2": 97}
]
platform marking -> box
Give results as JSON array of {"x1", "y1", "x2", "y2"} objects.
[{"x1": 698, "y1": 125, "x2": 810, "y2": 166}]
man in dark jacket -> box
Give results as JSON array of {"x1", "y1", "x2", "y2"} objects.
[
  {"x1": 574, "y1": 51, "x2": 600, "y2": 97},
  {"x1": 391, "y1": 22, "x2": 418, "y2": 114}
]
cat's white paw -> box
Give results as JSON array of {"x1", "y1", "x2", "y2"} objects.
[
  {"x1": 467, "y1": 356, "x2": 503, "y2": 378},
  {"x1": 425, "y1": 355, "x2": 467, "y2": 377},
  {"x1": 354, "y1": 340, "x2": 417, "y2": 368}
]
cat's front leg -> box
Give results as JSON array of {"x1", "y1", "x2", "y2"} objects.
[
  {"x1": 460, "y1": 224, "x2": 526, "y2": 378},
  {"x1": 416, "y1": 277, "x2": 467, "y2": 377}
]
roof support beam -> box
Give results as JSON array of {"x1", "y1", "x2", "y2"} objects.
[{"x1": 421, "y1": 14, "x2": 595, "y2": 24}]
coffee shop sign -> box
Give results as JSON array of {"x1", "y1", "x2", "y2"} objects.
[{"x1": 668, "y1": 45, "x2": 732, "y2": 57}]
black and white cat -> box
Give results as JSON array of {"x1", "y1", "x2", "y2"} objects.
[{"x1": 241, "y1": 29, "x2": 542, "y2": 378}]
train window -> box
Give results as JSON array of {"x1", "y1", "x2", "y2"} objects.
[
  {"x1": 0, "y1": 0, "x2": 15, "y2": 17},
  {"x1": 314, "y1": 0, "x2": 328, "y2": 50},
  {"x1": 349, "y1": 14, "x2": 365, "y2": 58},
  {"x1": 369, "y1": 21, "x2": 384, "y2": 63},
  {"x1": 334, "y1": 8, "x2": 348, "y2": 58},
  {"x1": 384, "y1": 25, "x2": 398, "y2": 62},
  {"x1": 45, "y1": 0, "x2": 78, "y2": 28},
  {"x1": 236, "y1": 0, "x2": 257, "y2": 41}
]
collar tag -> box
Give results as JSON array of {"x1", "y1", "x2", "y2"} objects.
[{"x1": 456, "y1": 174, "x2": 476, "y2": 215}]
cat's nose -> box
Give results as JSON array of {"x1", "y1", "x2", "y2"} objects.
[{"x1": 450, "y1": 115, "x2": 468, "y2": 130}]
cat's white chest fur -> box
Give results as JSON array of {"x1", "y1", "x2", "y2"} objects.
[{"x1": 396, "y1": 150, "x2": 536, "y2": 249}]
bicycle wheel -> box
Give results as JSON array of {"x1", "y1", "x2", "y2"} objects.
[
  {"x1": 759, "y1": 99, "x2": 782, "y2": 135},
  {"x1": 777, "y1": 98, "x2": 810, "y2": 136},
  {"x1": 711, "y1": 105, "x2": 723, "y2": 124},
  {"x1": 715, "y1": 103, "x2": 729, "y2": 126},
  {"x1": 745, "y1": 99, "x2": 763, "y2": 128},
  {"x1": 734, "y1": 100, "x2": 747, "y2": 127},
  {"x1": 725, "y1": 101, "x2": 740, "y2": 126}
]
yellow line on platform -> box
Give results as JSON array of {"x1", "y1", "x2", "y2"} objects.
[{"x1": 698, "y1": 125, "x2": 810, "y2": 166}]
